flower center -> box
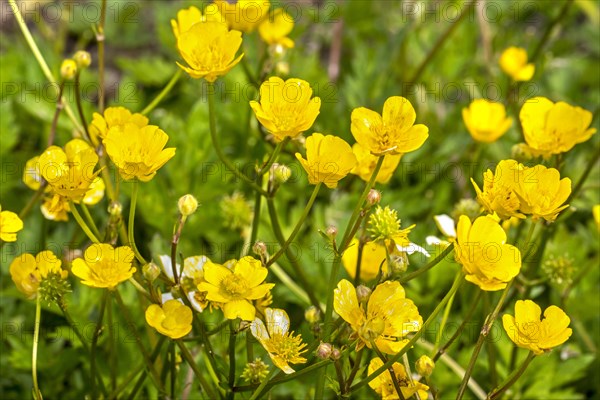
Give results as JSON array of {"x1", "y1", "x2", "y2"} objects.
[{"x1": 221, "y1": 274, "x2": 248, "y2": 297}]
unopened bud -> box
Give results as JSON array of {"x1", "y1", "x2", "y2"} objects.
[
  {"x1": 305, "y1": 305, "x2": 321, "y2": 324},
  {"x1": 73, "y1": 51, "x2": 92, "y2": 68},
  {"x1": 390, "y1": 253, "x2": 408, "y2": 274},
  {"x1": 178, "y1": 194, "x2": 198, "y2": 217},
  {"x1": 143, "y1": 262, "x2": 161, "y2": 282},
  {"x1": 330, "y1": 347, "x2": 342, "y2": 360},
  {"x1": 253, "y1": 241, "x2": 267, "y2": 257},
  {"x1": 325, "y1": 225, "x2": 338, "y2": 240},
  {"x1": 356, "y1": 285, "x2": 372, "y2": 303},
  {"x1": 367, "y1": 189, "x2": 381, "y2": 206},
  {"x1": 415, "y1": 355, "x2": 435, "y2": 377},
  {"x1": 316, "y1": 342, "x2": 333, "y2": 359},
  {"x1": 60, "y1": 59, "x2": 78, "y2": 80},
  {"x1": 108, "y1": 201, "x2": 122, "y2": 217},
  {"x1": 272, "y1": 163, "x2": 291, "y2": 184},
  {"x1": 275, "y1": 61, "x2": 290, "y2": 76}
]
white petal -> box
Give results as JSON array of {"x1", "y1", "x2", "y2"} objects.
[
  {"x1": 426, "y1": 236, "x2": 443, "y2": 246},
  {"x1": 187, "y1": 291, "x2": 203, "y2": 312},
  {"x1": 266, "y1": 308, "x2": 290, "y2": 336},
  {"x1": 161, "y1": 292, "x2": 179, "y2": 304},
  {"x1": 250, "y1": 318, "x2": 270, "y2": 343},
  {"x1": 159, "y1": 255, "x2": 181, "y2": 282},
  {"x1": 434, "y1": 214, "x2": 456, "y2": 238},
  {"x1": 183, "y1": 255, "x2": 208, "y2": 279},
  {"x1": 397, "y1": 243, "x2": 431, "y2": 257}
]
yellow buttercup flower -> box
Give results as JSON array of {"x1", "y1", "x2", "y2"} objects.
[
  {"x1": 593, "y1": 205, "x2": 600, "y2": 231},
  {"x1": 258, "y1": 8, "x2": 294, "y2": 49},
  {"x1": 0, "y1": 205, "x2": 23, "y2": 242},
  {"x1": 502, "y1": 300, "x2": 572, "y2": 355},
  {"x1": 351, "y1": 96, "x2": 429, "y2": 156},
  {"x1": 89, "y1": 106, "x2": 149, "y2": 146},
  {"x1": 41, "y1": 194, "x2": 70, "y2": 221},
  {"x1": 250, "y1": 308, "x2": 307, "y2": 374},
  {"x1": 171, "y1": 5, "x2": 224, "y2": 39},
  {"x1": 351, "y1": 143, "x2": 401, "y2": 184},
  {"x1": 516, "y1": 164, "x2": 571, "y2": 221},
  {"x1": 295, "y1": 133, "x2": 357, "y2": 189},
  {"x1": 39, "y1": 139, "x2": 100, "y2": 202},
  {"x1": 71, "y1": 243, "x2": 136, "y2": 289},
  {"x1": 10, "y1": 251, "x2": 68, "y2": 299},
  {"x1": 197, "y1": 256, "x2": 274, "y2": 321},
  {"x1": 520, "y1": 97, "x2": 596, "y2": 157},
  {"x1": 104, "y1": 123, "x2": 176, "y2": 182},
  {"x1": 462, "y1": 99, "x2": 513, "y2": 143},
  {"x1": 368, "y1": 357, "x2": 429, "y2": 400},
  {"x1": 214, "y1": 0, "x2": 270, "y2": 32},
  {"x1": 455, "y1": 215, "x2": 521, "y2": 291},
  {"x1": 145, "y1": 300, "x2": 193, "y2": 339},
  {"x1": 471, "y1": 159, "x2": 525, "y2": 220},
  {"x1": 176, "y1": 21, "x2": 243, "y2": 82},
  {"x1": 250, "y1": 77, "x2": 321, "y2": 141},
  {"x1": 499, "y1": 46, "x2": 535, "y2": 81},
  {"x1": 334, "y1": 279, "x2": 422, "y2": 354},
  {"x1": 342, "y1": 238, "x2": 388, "y2": 281}
]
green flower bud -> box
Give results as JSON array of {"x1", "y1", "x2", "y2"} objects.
[{"x1": 60, "y1": 59, "x2": 78, "y2": 80}]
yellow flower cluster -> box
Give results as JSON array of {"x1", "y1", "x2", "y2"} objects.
[
  {"x1": 0, "y1": 204, "x2": 23, "y2": 242},
  {"x1": 454, "y1": 215, "x2": 522, "y2": 291},
  {"x1": 472, "y1": 159, "x2": 571, "y2": 221},
  {"x1": 334, "y1": 279, "x2": 422, "y2": 354},
  {"x1": 71, "y1": 244, "x2": 136, "y2": 289},
  {"x1": 10, "y1": 251, "x2": 68, "y2": 299},
  {"x1": 197, "y1": 256, "x2": 274, "y2": 321},
  {"x1": 250, "y1": 308, "x2": 307, "y2": 374},
  {"x1": 503, "y1": 300, "x2": 572, "y2": 355},
  {"x1": 368, "y1": 357, "x2": 429, "y2": 399}
]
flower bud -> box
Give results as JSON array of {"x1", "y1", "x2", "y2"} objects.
[
  {"x1": 143, "y1": 262, "x2": 161, "y2": 282},
  {"x1": 451, "y1": 199, "x2": 481, "y2": 222},
  {"x1": 316, "y1": 342, "x2": 333, "y2": 359},
  {"x1": 325, "y1": 225, "x2": 338, "y2": 240},
  {"x1": 178, "y1": 194, "x2": 198, "y2": 217},
  {"x1": 356, "y1": 285, "x2": 372, "y2": 303},
  {"x1": 275, "y1": 61, "x2": 290, "y2": 76},
  {"x1": 60, "y1": 59, "x2": 78, "y2": 80},
  {"x1": 73, "y1": 51, "x2": 92, "y2": 68},
  {"x1": 271, "y1": 163, "x2": 291, "y2": 184},
  {"x1": 390, "y1": 253, "x2": 408, "y2": 274},
  {"x1": 305, "y1": 305, "x2": 321, "y2": 324},
  {"x1": 108, "y1": 201, "x2": 122, "y2": 217},
  {"x1": 241, "y1": 358, "x2": 269, "y2": 384},
  {"x1": 253, "y1": 241, "x2": 267, "y2": 257},
  {"x1": 367, "y1": 189, "x2": 381, "y2": 206},
  {"x1": 330, "y1": 347, "x2": 342, "y2": 361},
  {"x1": 415, "y1": 355, "x2": 435, "y2": 377}
]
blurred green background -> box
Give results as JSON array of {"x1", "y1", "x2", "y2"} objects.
[{"x1": 1, "y1": 0, "x2": 599, "y2": 398}]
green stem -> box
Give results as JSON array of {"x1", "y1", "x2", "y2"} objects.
[
  {"x1": 47, "y1": 80, "x2": 65, "y2": 147},
  {"x1": 433, "y1": 270, "x2": 458, "y2": 353},
  {"x1": 74, "y1": 72, "x2": 91, "y2": 140},
  {"x1": 408, "y1": 2, "x2": 474, "y2": 84},
  {"x1": 128, "y1": 180, "x2": 147, "y2": 264},
  {"x1": 399, "y1": 243, "x2": 454, "y2": 284},
  {"x1": 344, "y1": 348, "x2": 364, "y2": 392},
  {"x1": 206, "y1": 82, "x2": 268, "y2": 196},
  {"x1": 32, "y1": 295, "x2": 42, "y2": 400},
  {"x1": 267, "y1": 183, "x2": 321, "y2": 266},
  {"x1": 58, "y1": 298, "x2": 90, "y2": 352},
  {"x1": 266, "y1": 197, "x2": 322, "y2": 311},
  {"x1": 530, "y1": 0, "x2": 574, "y2": 62},
  {"x1": 124, "y1": 336, "x2": 166, "y2": 400},
  {"x1": 456, "y1": 281, "x2": 514, "y2": 400},
  {"x1": 170, "y1": 343, "x2": 176, "y2": 399},
  {"x1": 97, "y1": 0, "x2": 107, "y2": 112},
  {"x1": 7, "y1": 0, "x2": 83, "y2": 133},
  {"x1": 107, "y1": 294, "x2": 116, "y2": 392},
  {"x1": 227, "y1": 321, "x2": 237, "y2": 400},
  {"x1": 69, "y1": 201, "x2": 101, "y2": 243},
  {"x1": 19, "y1": 185, "x2": 46, "y2": 220},
  {"x1": 433, "y1": 290, "x2": 483, "y2": 362},
  {"x1": 350, "y1": 272, "x2": 464, "y2": 393},
  {"x1": 80, "y1": 203, "x2": 102, "y2": 240},
  {"x1": 566, "y1": 145, "x2": 600, "y2": 205},
  {"x1": 114, "y1": 290, "x2": 165, "y2": 394},
  {"x1": 176, "y1": 340, "x2": 219, "y2": 400},
  {"x1": 488, "y1": 352, "x2": 536, "y2": 399},
  {"x1": 141, "y1": 69, "x2": 182, "y2": 115},
  {"x1": 334, "y1": 358, "x2": 349, "y2": 398},
  {"x1": 91, "y1": 290, "x2": 109, "y2": 398}
]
